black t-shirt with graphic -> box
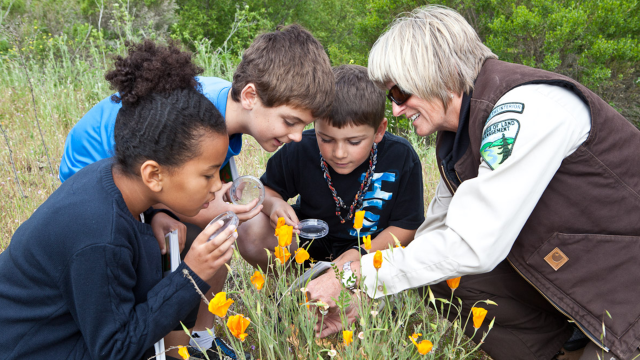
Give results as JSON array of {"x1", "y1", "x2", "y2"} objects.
[{"x1": 261, "y1": 129, "x2": 425, "y2": 257}]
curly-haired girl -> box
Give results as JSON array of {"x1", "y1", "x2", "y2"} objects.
[{"x1": 0, "y1": 40, "x2": 234, "y2": 360}]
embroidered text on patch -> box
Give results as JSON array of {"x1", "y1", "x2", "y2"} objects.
[
  {"x1": 480, "y1": 119, "x2": 520, "y2": 170},
  {"x1": 486, "y1": 102, "x2": 524, "y2": 123}
]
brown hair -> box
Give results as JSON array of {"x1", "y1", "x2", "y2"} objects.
[
  {"x1": 231, "y1": 24, "x2": 334, "y2": 119},
  {"x1": 322, "y1": 64, "x2": 385, "y2": 129}
]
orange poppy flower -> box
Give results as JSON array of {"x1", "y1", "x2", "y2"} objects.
[
  {"x1": 274, "y1": 246, "x2": 291, "y2": 264},
  {"x1": 446, "y1": 277, "x2": 461, "y2": 290},
  {"x1": 208, "y1": 292, "x2": 234, "y2": 317},
  {"x1": 227, "y1": 314, "x2": 251, "y2": 341},
  {"x1": 363, "y1": 234, "x2": 371, "y2": 250},
  {"x1": 277, "y1": 225, "x2": 293, "y2": 247},
  {"x1": 409, "y1": 336, "x2": 433, "y2": 355},
  {"x1": 274, "y1": 217, "x2": 286, "y2": 236},
  {"x1": 250, "y1": 271, "x2": 264, "y2": 291},
  {"x1": 471, "y1": 307, "x2": 488, "y2": 329},
  {"x1": 178, "y1": 346, "x2": 189, "y2": 359},
  {"x1": 294, "y1": 248, "x2": 310, "y2": 264},
  {"x1": 343, "y1": 330, "x2": 353, "y2": 346},
  {"x1": 373, "y1": 250, "x2": 383, "y2": 270},
  {"x1": 353, "y1": 210, "x2": 365, "y2": 229}
]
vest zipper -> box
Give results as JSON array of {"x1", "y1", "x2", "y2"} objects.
[
  {"x1": 440, "y1": 164, "x2": 457, "y2": 194},
  {"x1": 506, "y1": 258, "x2": 609, "y2": 353}
]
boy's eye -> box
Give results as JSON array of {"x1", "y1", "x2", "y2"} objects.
[
  {"x1": 320, "y1": 138, "x2": 332, "y2": 143},
  {"x1": 204, "y1": 174, "x2": 214, "y2": 180},
  {"x1": 283, "y1": 119, "x2": 295, "y2": 127},
  {"x1": 349, "y1": 141, "x2": 362, "y2": 146}
]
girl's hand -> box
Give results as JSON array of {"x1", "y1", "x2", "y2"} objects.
[
  {"x1": 150, "y1": 212, "x2": 187, "y2": 254},
  {"x1": 183, "y1": 219, "x2": 238, "y2": 281}
]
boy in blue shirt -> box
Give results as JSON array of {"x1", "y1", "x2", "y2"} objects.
[
  {"x1": 60, "y1": 26, "x2": 334, "y2": 231},
  {"x1": 238, "y1": 65, "x2": 425, "y2": 275}
]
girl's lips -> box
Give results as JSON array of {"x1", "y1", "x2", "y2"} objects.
[{"x1": 202, "y1": 202, "x2": 209, "y2": 209}]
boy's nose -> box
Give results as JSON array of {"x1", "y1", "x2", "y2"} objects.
[
  {"x1": 392, "y1": 102, "x2": 405, "y2": 117},
  {"x1": 334, "y1": 144, "x2": 347, "y2": 159},
  {"x1": 288, "y1": 130, "x2": 303, "y2": 143}
]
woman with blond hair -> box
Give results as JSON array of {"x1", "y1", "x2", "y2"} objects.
[{"x1": 306, "y1": 5, "x2": 640, "y2": 360}]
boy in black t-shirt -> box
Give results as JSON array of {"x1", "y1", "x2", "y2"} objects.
[{"x1": 237, "y1": 65, "x2": 425, "y2": 273}]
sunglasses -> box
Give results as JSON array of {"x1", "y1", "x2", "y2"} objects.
[{"x1": 386, "y1": 85, "x2": 412, "y2": 106}]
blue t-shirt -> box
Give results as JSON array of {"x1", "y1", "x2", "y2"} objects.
[{"x1": 59, "y1": 77, "x2": 242, "y2": 182}]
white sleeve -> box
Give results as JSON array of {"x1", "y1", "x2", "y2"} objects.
[
  {"x1": 413, "y1": 178, "x2": 452, "y2": 237},
  {"x1": 361, "y1": 84, "x2": 591, "y2": 298}
]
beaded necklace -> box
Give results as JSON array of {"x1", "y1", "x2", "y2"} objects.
[{"x1": 320, "y1": 142, "x2": 378, "y2": 223}]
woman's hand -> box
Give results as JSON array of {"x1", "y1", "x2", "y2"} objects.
[
  {"x1": 150, "y1": 212, "x2": 187, "y2": 254},
  {"x1": 183, "y1": 219, "x2": 237, "y2": 281},
  {"x1": 306, "y1": 267, "x2": 361, "y2": 337}
]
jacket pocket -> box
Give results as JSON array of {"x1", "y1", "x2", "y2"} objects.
[{"x1": 526, "y1": 232, "x2": 640, "y2": 338}]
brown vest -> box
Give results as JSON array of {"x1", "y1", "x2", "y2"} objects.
[{"x1": 436, "y1": 59, "x2": 640, "y2": 358}]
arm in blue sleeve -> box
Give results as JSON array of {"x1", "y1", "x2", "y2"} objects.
[
  {"x1": 59, "y1": 96, "x2": 120, "y2": 182},
  {"x1": 64, "y1": 244, "x2": 208, "y2": 360}
]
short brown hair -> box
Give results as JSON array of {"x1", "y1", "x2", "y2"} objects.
[
  {"x1": 323, "y1": 65, "x2": 385, "y2": 129},
  {"x1": 231, "y1": 24, "x2": 334, "y2": 119}
]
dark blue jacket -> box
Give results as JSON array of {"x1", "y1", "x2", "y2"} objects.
[{"x1": 0, "y1": 159, "x2": 210, "y2": 359}]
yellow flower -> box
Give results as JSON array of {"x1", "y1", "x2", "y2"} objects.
[
  {"x1": 373, "y1": 250, "x2": 383, "y2": 270},
  {"x1": 353, "y1": 210, "x2": 365, "y2": 229},
  {"x1": 446, "y1": 277, "x2": 461, "y2": 290},
  {"x1": 277, "y1": 225, "x2": 293, "y2": 247},
  {"x1": 342, "y1": 330, "x2": 353, "y2": 346},
  {"x1": 411, "y1": 333, "x2": 422, "y2": 340},
  {"x1": 274, "y1": 217, "x2": 285, "y2": 236},
  {"x1": 409, "y1": 336, "x2": 433, "y2": 355},
  {"x1": 208, "y1": 292, "x2": 234, "y2": 317},
  {"x1": 472, "y1": 307, "x2": 488, "y2": 329},
  {"x1": 274, "y1": 246, "x2": 291, "y2": 264},
  {"x1": 294, "y1": 248, "x2": 310, "y2": 264},
  {"x1": 227, "y1": 314, "x2": 251, "y2": 341},
  {"x1": 363, "y1": 234, "x2": 371, "y2": 250},
  {"x1": 178, "y1": 346, "x2": 190, "y2": 359},
  {"x1": 250, "y1": 271, "x2": 264, "y2": 291}
]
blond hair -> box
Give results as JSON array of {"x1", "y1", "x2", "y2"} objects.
[{"x1": 368, "y1": 5, "x2": 497, "y2": 110}]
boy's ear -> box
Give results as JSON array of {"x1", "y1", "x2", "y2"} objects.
[
  {"x1": 140, "y1": 160, "x2": 163, "y2": 193},
  {"x1": 374, "y1": 118, "x2": 388, "y2": 143},
  {"x1": 240, "y1": 83, "x2": 259, "y2": 110}
]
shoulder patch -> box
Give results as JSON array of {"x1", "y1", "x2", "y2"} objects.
[
  {"x1": 486, "y1": 102, "x2": 524, "y2": 123},
  {"x1": 480, "y1": 119, "x2": 520, "y2": 170}
]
